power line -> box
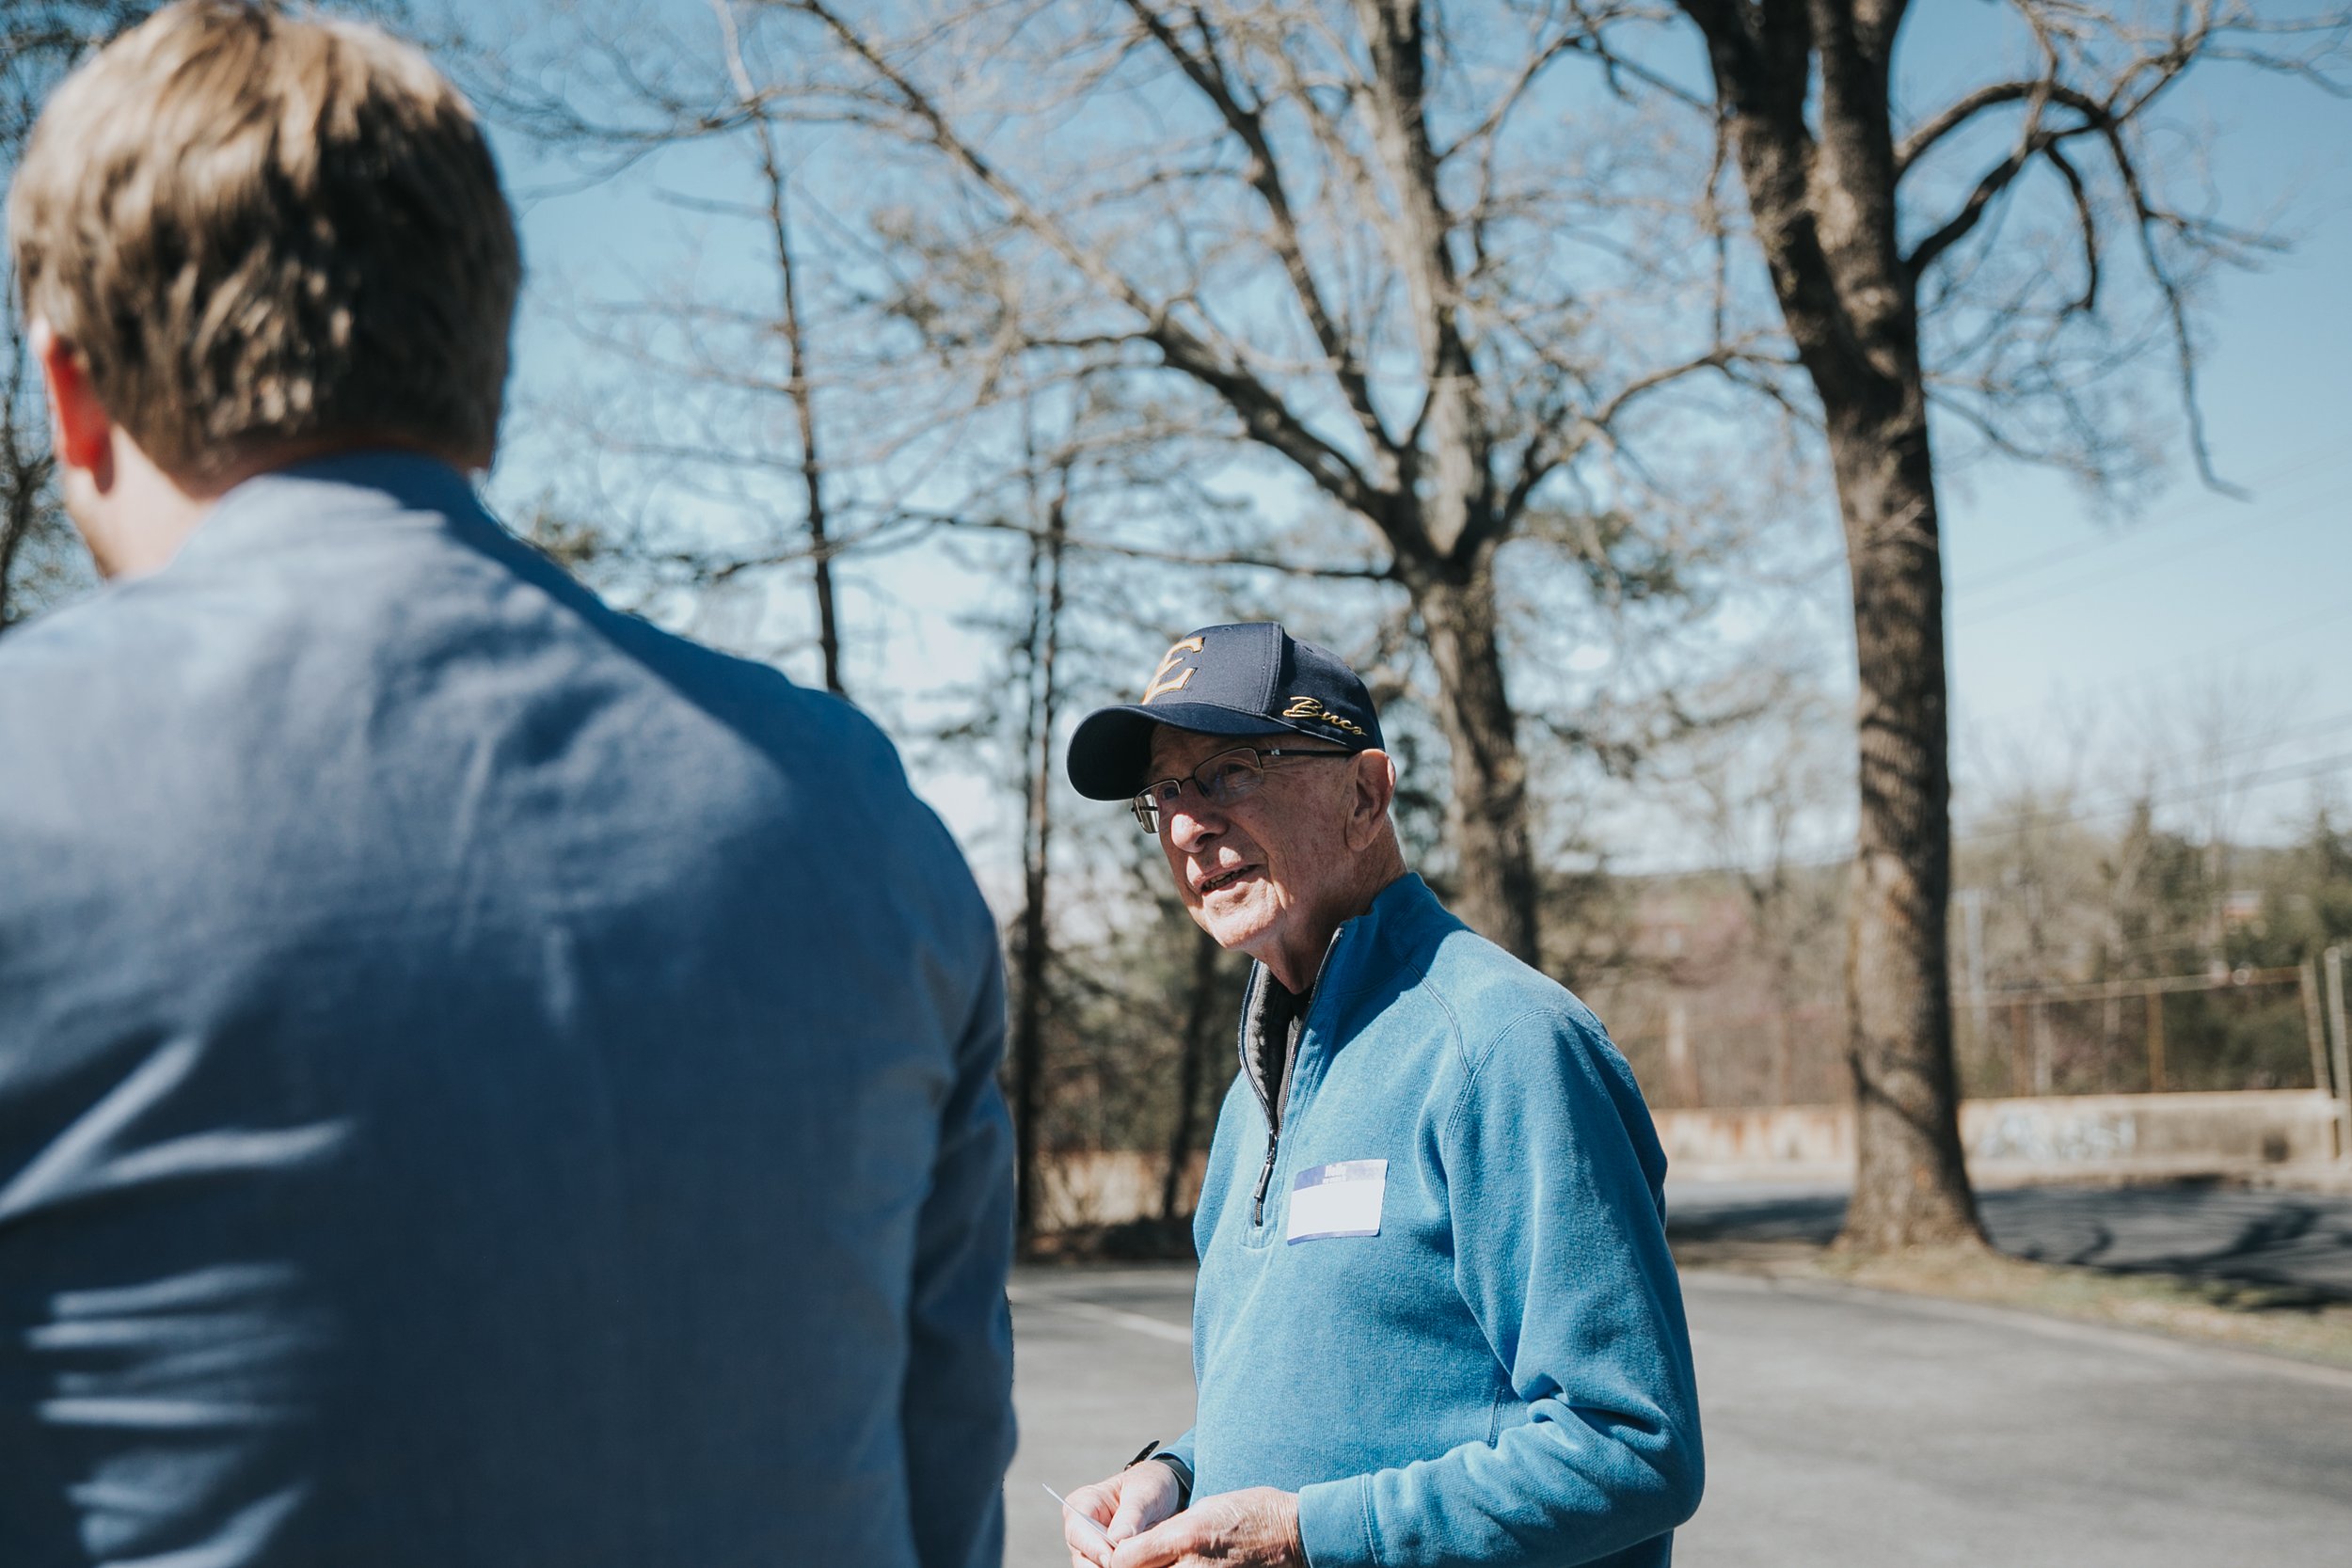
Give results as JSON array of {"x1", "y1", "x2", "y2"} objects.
[
  {"x1": 1963, "y1": 486, "x2": 2347, "y2": 625},
  {"x1": 1956, "y1": 597, "x2": 2352, "y2": 735},
  {"x1": 1638, "y1": 733, "x2": 2352, "y2": 875},
  {"x1": 1614, "y1": 721, "x2": 2352, "y2": 877},
  {"x1": 2193, "y1": 598, "x2": 2352, "y2": 663},
  {"x1": 1952, "y1": 705, "x2": 2352, "y2": 824},
  {"x1": 1948, "y1": 441, "x2": 2351, "y2": 597},
  {"x1": 1955, "y1": 746, "x2": 2352, "y2": 843}
]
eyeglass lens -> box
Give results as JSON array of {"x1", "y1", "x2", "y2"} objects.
[{"x1": 1133, "y1": 750, "x2": 1273, "y2": 832}]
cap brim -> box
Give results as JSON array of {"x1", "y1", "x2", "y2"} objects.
[{"x1": 1065, "y1": 702, "x2": 1337, "y2": 800}]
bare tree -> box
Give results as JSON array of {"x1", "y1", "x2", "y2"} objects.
[
  {"x1": 717, "y1": 1, "x2": 848, "y2": 692},
  {"x1": 1658, "y1": 0, "x2": 2352, "y2": 1247},
  {"x1": 460, "y1": 4, "x2": 2352, "y2": 1256},
  {"x1": 1687, "y1": 668, "x2": 1848, "y2": 1104},
  {"x1": 1159, "y1": 922, "x2": 1225, "y2": 1226},
  {"x1": 0, "y1": 2, "x2": 166, "y2": 630},
  {"x1": 1007, "y1": 425, "x2": 1073, "y2": 1245},
  {"x1": 451, "y1": 0, "x2": 962, "y2": 692},
  {"x1": 893, "y1": 359, "x2": 1268, "y2": 1242},
  {"x1": 0, "y1": 302, "x2": 63, "y2": 631},
  {"x1": 2137, "y1": 670, "x2": 2305, "y2": 959},
  {"x1": 724, "y1": 0, "x2": 1772, "y2": 962}
]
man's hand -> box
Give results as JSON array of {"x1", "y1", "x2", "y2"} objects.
[
  {"x1": 1061, "y1": 1460, "x2": 1184, "y2": 1567},
  {"x1": 1106, "y1": 1487, "x2": 1303, "y2": 1568}
]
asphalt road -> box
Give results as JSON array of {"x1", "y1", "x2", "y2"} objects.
[
  {"x1": 1004, "y1": 1262, "x2": 2352, "y2": 1567},
  {"x1": 1665, "y1": 1179, "x2": 2352, "y2": 1298},
  {"x1": 1008, "y1": 1269, "x2": 1199, "y2": 1566}
]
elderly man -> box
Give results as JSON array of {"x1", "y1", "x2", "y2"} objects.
[
  {"x1": 1058, "y1": 623, "x2": 1701, "y2": 1568},
  {"x1": 0, "y1": 5, "x2": 1011, "y2": 1564}
]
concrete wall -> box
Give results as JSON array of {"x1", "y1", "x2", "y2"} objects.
[
  {"x1": 1654, "y1": 1088, "x2": 2347, "y2": 1181},
  {"x1": 1044, "y1": 1091, "x2": 2350, "y2": 1228}
]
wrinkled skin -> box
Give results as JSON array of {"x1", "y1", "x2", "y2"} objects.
[
  {"x1": 1146, "y1": 726, "x2": 1402, "y2": 993},
  {"x1": 1061, "y1": 1464, "x2": 1302, "y2": 1568}
]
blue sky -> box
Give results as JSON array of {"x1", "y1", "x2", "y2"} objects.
[
  {"x1": 467, "y1": 3, "x2": 2352, "y2": 883},
  {"x1": 1934, "y1": 45, "x2": 2352, "y2": 847}
]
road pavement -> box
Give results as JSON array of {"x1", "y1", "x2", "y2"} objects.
[
  {"x1": 1008, "y1": 1270, "x2": 1198, "y2": 1565},
  {"x1": 1004, "y1": 1261, "x2": 2352, "y2": 1567},
  {"x1": 1666, "y1": 1178, "x2": 2352, "y2": 1298}
]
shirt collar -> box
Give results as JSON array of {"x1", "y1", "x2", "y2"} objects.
[{"x1": 171, "y1": 450, "x2": 488, "y2": 570}]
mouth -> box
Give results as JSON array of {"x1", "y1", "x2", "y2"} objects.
[{"x1": 1194, "y1": 863, "x2": 1257, "y2": 897}]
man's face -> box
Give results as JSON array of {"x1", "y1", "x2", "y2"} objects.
[{"x1": 1146, "y1": 726, "x2": 1360, "y2": 960}]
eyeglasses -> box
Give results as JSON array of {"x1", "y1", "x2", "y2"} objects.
[{"x1": 1130, "y1": 745, "x2": 1355, "y2": 834}]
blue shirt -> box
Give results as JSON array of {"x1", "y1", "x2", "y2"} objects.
[
  {"x1": 1168, "y1": 875, "x2": 1701, "y2": 1566},
  {"x1": 0, "y1": 454, "x2": 1015, "y2": 1567}
]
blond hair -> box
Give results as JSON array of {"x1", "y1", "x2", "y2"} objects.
[{"x1": 8, "y1": 0, "x2": 520, "y2": 482}]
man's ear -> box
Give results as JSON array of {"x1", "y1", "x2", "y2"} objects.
[
  {"x1": 1343, "y1": 750, "x2": 1398, "y2": 851},
  {"x1": 31, "y1": 320, "x2": 114, "y2": 484}
]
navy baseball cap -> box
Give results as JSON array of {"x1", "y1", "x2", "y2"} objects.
[{"x1": 1066, "y1": 622, "x2": 1385, "y2": 800}]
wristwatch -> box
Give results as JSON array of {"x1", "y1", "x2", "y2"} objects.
[{"x1": 1127, "y1": 1438, "x2": 1194, "y2": 1509}]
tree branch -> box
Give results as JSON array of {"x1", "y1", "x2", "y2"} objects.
[
  {"x1": 2042, "y1": 140, "x2": 2100, "y2": 315},
  {"x1": 1498, "y1": 345, "x2": 1749, "y2": 527},
  {"x1": 1896, "y1": 79, "x2": 2042, "y2": 177},
  {"x1": 916, "y1": 509, "x2": 1398, "y2": 581},
  {"x1": 1120, "y1": 0, "x2": 1394, "y2": 459},
  {"x1": 1350, "y1": 0, "x2": 1486, "y2": 556},
  {"x1": 774, "y1": 0, "x2": 1391, "y2": 521}
]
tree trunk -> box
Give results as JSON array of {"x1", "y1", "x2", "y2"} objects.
[
  {"x1": 754, "y1": 121, "x2": 847, "y2": 697},
  {"x1": 1161, "y1": 922, "x2": 1223, "y2": 1226},
  {"x1": 0, "y1": 439, "x2": 53, "y2": 635},
  {"x1": 0, "y1": 313, "x2": 53, "y2": 634},
  {"x1": 1678, "y1": 0, "x2": 1989, "y2": 1252},
  {"x1": 1009, "y1": 800, "x2": 1050, "y2": 1246},
  {"x1": 1825, "y1": 404, "x2": 1981, "y2": 1250},
  {"x1": 1008, "y1": 494, "x2": 1069, "y2": 1247},
  {"x1": 0, "y1": 496, "x2": 31, "y2": 633},
  {"x1": 1411, "y1": 550, "x2": 1542, "y2": 966},
  {"x1": 778, "y1": 215, "x2": 845, "y2": 697}
]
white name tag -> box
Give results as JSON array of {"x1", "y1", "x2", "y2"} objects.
[{"x1": 1285, "y1": 1159, "x2": 1387, "y2": 1243}]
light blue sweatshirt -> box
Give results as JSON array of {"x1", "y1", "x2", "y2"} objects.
[{"x1": 1164, "y1": 874, "x2": 1701, "y2": 1567}]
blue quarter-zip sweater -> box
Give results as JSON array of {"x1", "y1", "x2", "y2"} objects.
[{"x1": 1163, "y1": 874, "x2": 1702, "y2": 1567}]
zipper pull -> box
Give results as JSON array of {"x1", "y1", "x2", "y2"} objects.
[{"x1": 1252, "y1": 1133, "x2": 1279, "y2": 1227}]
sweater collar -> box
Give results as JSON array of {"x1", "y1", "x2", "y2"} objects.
[{"x1": 1314, "y1": 871, "x2": 1447, "y2": 999}]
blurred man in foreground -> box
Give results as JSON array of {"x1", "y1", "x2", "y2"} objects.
[
  {"x1": 0, "y1": 5, "x2": 1013, "y2": 1564},
  {"x1": 1057, "y1": 623, "x2": 1702, "y2": 1568}
]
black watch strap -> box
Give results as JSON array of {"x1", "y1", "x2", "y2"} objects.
[{"x1": 1147, "y1": 1452, "x2": 1194, "y2": 1508}]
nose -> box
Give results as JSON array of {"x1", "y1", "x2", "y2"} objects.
[{"x1": 1165, "y1": 786, "x2": 1226, "y2": 853}]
